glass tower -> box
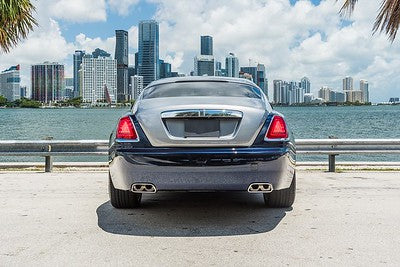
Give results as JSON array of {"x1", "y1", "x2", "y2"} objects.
[
  {"x1": 201, "y1": 36, "x2": 213, "y2": 56},
  {"x1": 138, "y1": 20, "x2": 159, "y2": 87},
  {"x1": 73, "y1": 50, "x2": 85, "y2": 98},
  {"x1": 115, "y1": 30, "x2": 129, "y2": 102}
]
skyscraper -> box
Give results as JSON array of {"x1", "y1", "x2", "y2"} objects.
[
  {"x1": 257, "y1": 64, "x2": 268, "y2": 97},
  {"x1": 225, "y1": 53, "x2": 239, "y2": 78},
  {"x1": 73, "y1": 50, "x2": 85, "y2": 97},
  {"x1": 200, "y1": 35, "x2": 213, "y2": 56},
  {"x1": 343, "y1": 76, "x2": 353, "y2": 91},
  {"x1": 215, "y1": 61, "x2": 222, "y2": 76},
  {"x1": 0, "y1": 65, "x2": 20, "y2": 101},
  {"x1": 300, "y1": 77, "x2": 311, "y2": 94},
  {"x1": 360, "y1": 79, "x2": 369, "y2": 103},
  {"x1": 159, "y1": 60, "x2": 172, "y2": 79},
  {"x1": 138, "y1": 20, "x2": 159, "y2": 87},
  {"x1": 115, "y1": 30, "x2": 129, "y2": 102},
  {"x1": 194, "y1": 55, "x2": 214, "y2": 76},
  {"x1": 132, "y1": 75, "x2": 144, "y2": 99},
  {"x1": 240, "y1": 67, "x2": 257, "y2": 82},
  {"x1": 81, "y1": 55, "x2": 117, "y2": 104},
  {"x1": 31, "y1": 62, "x2": 64, "y2": 103},
  {"x1": 93, "y1": 48, "x2": 111, "y2": 58}
]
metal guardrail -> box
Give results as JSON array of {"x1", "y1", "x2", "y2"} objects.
[{"x1": 0, "y1": 139, "x2": 399, "y2": 172}]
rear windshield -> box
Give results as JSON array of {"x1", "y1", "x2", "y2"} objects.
[{"x1": 142, "y1": 81, "x2": 262, "y2": 99}]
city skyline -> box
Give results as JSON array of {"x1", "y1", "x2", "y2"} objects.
[{"x1": 0, "y1": 1, "x2": 398, "y2": 101}]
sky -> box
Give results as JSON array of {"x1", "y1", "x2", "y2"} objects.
[{"x1": 0, "y1": 0, "x2": 399, "y2": 102}]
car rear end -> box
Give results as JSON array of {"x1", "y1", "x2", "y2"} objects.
[{"x1": 109, "y1": 77, "x2": 296, "y2": 208}]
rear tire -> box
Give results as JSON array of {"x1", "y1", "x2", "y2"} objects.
[
  {"x1": 264, "y1": 173, "x2": 296, "y2": 208},
  {"x1": 109, "y1": 175, "x2": 141, "y2": 209}
]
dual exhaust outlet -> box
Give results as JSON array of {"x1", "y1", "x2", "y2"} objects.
[
  {"x1": 247, "y1": 183, "x2": 273, "y2": 193},
  {"x1": 131, "y1": 183, "x2": 272, "y2": 193},
  {"x1": 131, "y1": 183, "x2": 157, "y2": 193}
]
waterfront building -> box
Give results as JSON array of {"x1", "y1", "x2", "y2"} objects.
[
  {"x1": 81, "y1": 55, "x2": 117, "y2": 104},
  {"x1": 257, "y1": 64, "x2": 268, "y2": 96},
  {"x1": 318, "y1": 86, "x2": 331, "y2": 102},
  {"x1": 304, "y1": 93, "x2": 313, "y2": 103},
  {"x1": 115, "y1": 30, "x2": 129, "y2": 102},
  {"x1": 20, "y1": 86, "x2": 27, "y2": 99},
  {"x1": 300, "y1": 77, "x2": 311, "y2": 94},
  {"x1": 194, "y1": 55, "x2": 214, "y2": 76},
  {"x1": 0, "y1": 65, "x2": 20, "y2": 101},
  {"x1": 132, "y1": 75, "x2": 144, "y2": 100},
  {"x1": 31, "y1": 62, "x2": 64, "y2": 103},
  {"x1": 240, "y1": 67, "x2": 257, "y2": 82},
  {"x1": 273, "y1": 80, "x2": 288, "y2": 104},
  {"x1": 389, "y1": 97, "x2": 399, "y2": 103},
  {"x1": 134, "y1": 52, "x2": 139, "y2": 75},
  {"x1": 330, "y1": 91, "x2": 345, "y2": 103},
  {"x1": 343, "y1": 76, "x2": 353, "y2": 91},
  {"x1": 159, "y1": 60, "x2": 172, "y2": 79},
  {"x1": 138, "y1": 20, "x2": 159, "y2": 87},
  {"x1": 64, "y1": 78, "x2": 74, "y2": 99},
  {"x1": 200, "y1": 35, "x2": 213, "y2": 56},
  {"x1": 92, "y1": 48, "x2": 110, "y2": 58},
  {"x1": 73, "y1": 50, "x2": 85, "y2": 97},
  {"x1": 225, "y1": 53, "x2": 239, "y2": 78},
  {"x1": 360, "y1": 80, "x2": 369, "y2": 103},
  {"x1": 344, "y1": 90, "x2": 363, "y2": 103},
  {"x1": 215, "y1": 61, "x2": 223, "y2": 76}
]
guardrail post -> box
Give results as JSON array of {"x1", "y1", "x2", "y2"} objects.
[
  {"x1": 328, "y1": 155, "x2": 336, "y2": 172},
  {"x1": 44, "y1": 137, "x2": 53, "y2": 172}
]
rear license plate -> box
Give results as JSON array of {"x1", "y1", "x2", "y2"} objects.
[{"x1": 184, "y1": 119, "x2": 220, "y2": 137}]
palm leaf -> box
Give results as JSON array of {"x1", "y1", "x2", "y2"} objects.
[
  {"x1": 0, "y1": 0, "x2": 38, "y2": 53},
  {"x1": 338, "y1": 0, "x2": 400, "y2": 42}
]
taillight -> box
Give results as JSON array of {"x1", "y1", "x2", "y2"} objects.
[
  {"x1": 116, "y1": 116, "x2": 138, "y2": 140},
  {"x1": 265, "y1": 115, "x2": 288, "y2": 139}
]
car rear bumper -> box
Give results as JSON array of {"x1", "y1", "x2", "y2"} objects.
[{"x1": 109, "y1": 147, "x2": 295, "y2": 192}]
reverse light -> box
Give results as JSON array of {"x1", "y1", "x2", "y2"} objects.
[
  {"x1": 265, "y1": 115, "x2": 288, "y2": 139},
  {"x1": 116, "y1": 116, "x2": 138, "y2": 140}
]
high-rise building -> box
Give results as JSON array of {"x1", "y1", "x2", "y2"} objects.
[
  {"x1": 240, "y1": 67, "x2": 257, "y2": 82},
  {"x1": 225, "y1": 53, "x2": 239, "y2": 78},
  {"x1": 200, "y1": 35, "x2": 213, "y2": 56},
  {"x1": 93, "y1": 48, "x2": 111, "y2": 58},
  {"x1": 138, "y1": 20, "x2": 159, "y2": 87},
  {"x1": 31, "y1": 62, "x2": 64, "y2": 103},
  {"x1": 132, "y1": 75, "x2": 144, "y2": 99},
  {"x1": 318, "y1": 86, "x2": 331, "y2": 102},
  {"x1": 215, "y1": 61, "x2": 223, "y2": 76},
  {"x1": 159, "y1": 60, "x2": 172, "y2": 79},
  {"x1": 115, "y1": 30, "x2": 129, "y2": 102},
  {"x1": 300, "y1": 77, "x2": 311, "y2": 94},
  {"x1": 344, "y1": 90, "x2": 363, "y2": 103},
  {"x1": 360, "y1": 79, "x2": 369, "y2": 103},
  {"x1": 73, "y1": 50, "x2": 85, "y2": 97},
  {"x1": 343, "y1": 76, "x2": 353, "y2": 91},
  {"x1": 273, "y1": 80, "x2": 287, "y2": 104},
  {"x1": 194, "y1": 55, "x2": 214, "y2": 76},
  {"x1": 20, "y1": 86, "x2": 27, "y2": 99},
  {"x1": 64, "y1": 78, "x2": 74, "y2": 99},
  {"x1": 134, "y1": 52, "x2": 139, "y2": 75},
  {"x1": 257, "y1": 64, "x2": 268, "y2": 97},
  {"x1": 81, "y1": 55, "x2": 117, "y2": 104},
  {"x1": 0, "y1": 65, "x2": 20, "y2": 101}
]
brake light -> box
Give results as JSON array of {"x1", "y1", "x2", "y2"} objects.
[
  {"x1": 266, "y1": 115, "x2": 288, "y2": 139},
  {"x1": 116, "y1": 116, "x2": 138, "y2": 140}
]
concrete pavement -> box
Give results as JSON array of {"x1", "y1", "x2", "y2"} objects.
[{"x1": 0, "y1": 170, "x2": 399, "y2": 266}]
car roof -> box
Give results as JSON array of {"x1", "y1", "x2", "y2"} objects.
[{"x1": 146, "y1": 76, "x2": 258, "y2": 88}]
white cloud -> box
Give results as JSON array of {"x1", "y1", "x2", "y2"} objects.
[
  {"x1": 108, "y1": 0, "x2": 140, "y2": 16},
  {"x1": 48, "y1": 0, "x2": 107, "y2": 22}
]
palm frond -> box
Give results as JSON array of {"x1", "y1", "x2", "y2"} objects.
[
  {"x1": 338, "y1": 0, "x2": 358, "y2": 17},
  {"x1": 373, "y1": 0, "x2": 400, "y2": 42},
  {"x1": 0, "y1": 0, "x2": 38, "y2": 53}
]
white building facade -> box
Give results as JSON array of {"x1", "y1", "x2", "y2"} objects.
[
  {"x1": 225, "y1": 53, "x2": 239, "y2": 78},
  {"x1": 81, "y1": 56, "x2": 117, "y2": 104},
  {"x1": 132, "y1": 75, "x2": 144, "y2": 100},
  {"x1": 0, "y1": 65, "x2": 21, "y2": 101}
]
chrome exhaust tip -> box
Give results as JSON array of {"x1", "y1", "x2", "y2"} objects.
[
  {"x1": 247, "y1": 183, "x2": 273, "y2": 193},
  {"x1": 131, "y1": 183, "x2": 157, "y2": 193}
]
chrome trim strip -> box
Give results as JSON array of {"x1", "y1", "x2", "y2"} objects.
[{"x1": 161, "y1": 109, "x2": 243, "y2": 119}]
